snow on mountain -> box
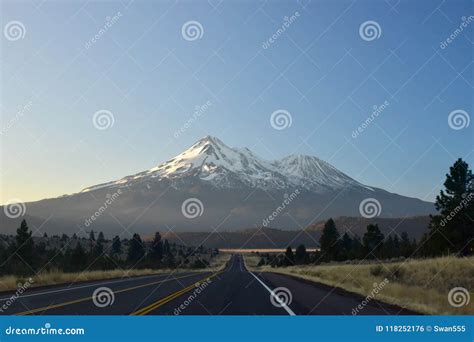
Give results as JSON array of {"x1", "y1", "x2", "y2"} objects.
[{"x1": 81, "y1": 136, "x2": 370, "y2": 193}]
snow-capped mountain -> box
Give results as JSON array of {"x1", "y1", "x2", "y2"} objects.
[
  {"x1": 81, "y1": 136, "x2": 371, "y2": 193},
  {"x1": 1, "y1": 136, "x2": 435, "y2": 236}
]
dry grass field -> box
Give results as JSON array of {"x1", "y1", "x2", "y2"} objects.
[
  {"x1": 0, "y1": 254, "x2": 230, "y2": 292},
  {"x1": 245, "y1": 255, "x2": 473, "y2": 315}
]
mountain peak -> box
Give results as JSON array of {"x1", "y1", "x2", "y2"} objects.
[{"x1": 82, "y1": 136, "x2": 365, "y2": 193}]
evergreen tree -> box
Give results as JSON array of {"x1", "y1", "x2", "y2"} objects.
[
  {"x1": 111, "y1": 236, "x2": 122, "y2": 256},
  {"x1": 15, "y1": 220, "x2": 35, "y2": 272},
  {"x1": 426, "y1": 158, "x2": 473, "y2": 256},
  {"x1": 127, "y1": 233, "x2": 145, "y2": 264},
  {"x1": 163, "y1": 239, "x2": 171, "y2": 256},
  {"x1": 341, "y1": 233, "x2": 353, "y2": 260},
  {"x1": 319, "y1": 218, "x2": 340, "y2": 261},
  {"x1": 295, "y1": 244, "x2": 308, "y2": 264},
  {"x1": 149, "y1": 232, "x2": 164, "y2": 265},
  {"x1": 70, "y1": 242, "x2": 87, "y2": 272},
  {"x1": 284, "y1": 246, "x2": 295, "y2": 266},
  {"x1": 400, "y1": 232, "x2": 414, "y2": 257},
  {"x1": 363, "y1": 224, "x2": 384, "y2": 258}
]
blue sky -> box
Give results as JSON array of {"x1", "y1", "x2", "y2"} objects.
[{"x1": 1, "y1": 0, "x2": 473, "y2": 204}]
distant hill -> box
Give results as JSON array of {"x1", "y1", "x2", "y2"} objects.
[
  {"x1": 306, "y1": 216, "x2": 431, "y2": 240},
  {"x1": 159, "y1": 216, "x2": 430, "y2": 248}
]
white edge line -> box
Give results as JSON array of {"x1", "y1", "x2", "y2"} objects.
[{"x1": 249, "y1": 271, "x2": 296, "y2": 316}]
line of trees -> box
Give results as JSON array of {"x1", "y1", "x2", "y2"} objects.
[
  {"x1": 258, "y1": 158, "x2": 473, "y2": 267},
  {"x1": 0, "y1": 223, "x2": 218, "y2": 277}
]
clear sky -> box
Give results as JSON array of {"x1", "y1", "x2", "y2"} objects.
[{"x1": 1, "y1": 0, "x2": 473, "y2": 204}]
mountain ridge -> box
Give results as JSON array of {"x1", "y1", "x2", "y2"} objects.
[{"x1": 1, "y1": 136, "x2": 436, "y2": 236}]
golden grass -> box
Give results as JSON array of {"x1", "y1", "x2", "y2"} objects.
[
  {"x1": 245, "y1": 255, "x2": 474, "y2": 315},
  {"x1": 0, "y1": 254, "x2": 231, "y2": 292}
]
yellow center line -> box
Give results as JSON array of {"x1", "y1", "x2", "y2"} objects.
[
  {"x1": 15, "y1": 273, "x2": 206, "y2": 316},
  {"x1": 131, "y1": 271, "x2": 224, "y2": 316}
]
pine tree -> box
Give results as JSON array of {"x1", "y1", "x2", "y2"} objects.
[
  {"x1": 284, "y1": 246, "x2": 295, "y2": 266},
  {"x1": 341, "y1": 233, "x2": 353, "y2": 260},
  {"x1": 427, "y1": 158, "x2": 474, "y2": 256},
  {"x1": 15, "y1": 220, "x2": 35, "y2": 271},
  {"x1": 295, "y1": 244, "x2": 308, "y2": 264},
  {"x1": 111, "y1": 236, "x2": 122, "y2": 256},
  {"x1": 400, "y1": 232, "x2": 414, "y2": 257},
  {"x1": 319, "y1": 218, "x2": 340, "y2": 261},
  {"x1": 363, "y1": 224, "x2": 384, "y2": 258},
  {"x1": 70, "y1": 242, "x2": 87, "y2": 272},
  {"x1": 149, "y1": 232, "x2": 164, "y2": 265},
  {"x1": 127, "y1": 233, "x2": 145, "y2": 264}
]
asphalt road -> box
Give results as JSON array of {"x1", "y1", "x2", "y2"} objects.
[{"x1": 0, "y1": 255, "x2": 414, "y2": 315}]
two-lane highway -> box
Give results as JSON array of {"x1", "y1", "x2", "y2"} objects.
[{"x1": 0, "y1": 255, "x2": 414, "y2": 315}]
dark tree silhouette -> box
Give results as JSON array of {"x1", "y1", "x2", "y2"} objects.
[{"x1": 319, "y1": 218, "x2": 340, "y2": 261}]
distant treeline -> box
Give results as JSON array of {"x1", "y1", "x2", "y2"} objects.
[
  {"x1": 258, "y1": 158, "x2": 473, "y2": 267},
  {"x1": 0, "y1": 227, "x2": 219, "y2": 277}
]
